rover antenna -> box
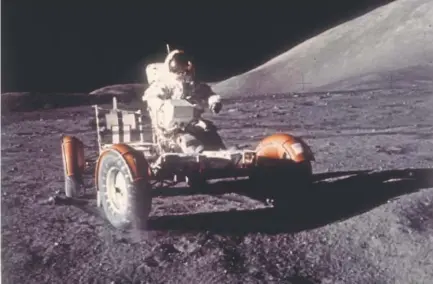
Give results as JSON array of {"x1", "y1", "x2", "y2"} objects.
[{"x1": 112, "y1": 96, "x2": 118, "y2": 110}]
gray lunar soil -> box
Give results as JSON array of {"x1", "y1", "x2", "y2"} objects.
[{"x1": 2, "y1": 0, "x2": 433, "y2": 283}]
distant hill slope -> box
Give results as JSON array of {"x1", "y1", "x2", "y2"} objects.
[
  {"x1": 89, "y1": 83, "x2": 146, "y2": 99},
  {"x1": 1, "y1": 84, "x2": 145, "y2": 113},
  {"x1": 214, "y1": 0, "x2": 433, "y2": 96}
]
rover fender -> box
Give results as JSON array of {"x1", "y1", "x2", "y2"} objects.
[
  {"x1": 255, "y1": 133, "x2": 315, "y2": 163},
  {"x1": 61, "y1": 135, "x2": 85, "y2": 198}
]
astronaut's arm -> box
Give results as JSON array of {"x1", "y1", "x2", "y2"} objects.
[{"x1": 207, "y1": 93, "x2": 222, "y2": 114}]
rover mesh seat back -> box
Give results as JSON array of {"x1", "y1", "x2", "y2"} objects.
[{"x1": 94, "y1": 105, "x2": 148, "y2": 152}]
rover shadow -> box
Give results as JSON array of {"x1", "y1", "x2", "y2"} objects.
[
  {"x1": 148, "y1": 168, "x2": 433, "y2": 235},
  {"x1": 151, "y1": 170, "x2": 371, "y2": 198}
]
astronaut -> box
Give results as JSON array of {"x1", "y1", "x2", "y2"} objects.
[{"x1": 142, "y1": 49, "x2": 225, "y2": 153}]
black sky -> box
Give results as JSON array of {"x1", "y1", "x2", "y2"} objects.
[{"x1": 2, "y1": 1, "x2": 393, "y2": 93}]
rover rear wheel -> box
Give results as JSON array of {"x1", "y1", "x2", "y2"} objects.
[
  {"x1": 186, "y1": 173, "x2": 208, "y2": 191},
  {"x1": 250, "y1": 160, "x2": 313, "y2": 209},
  {"x1": 250, "y1": 133, "x2": 314, "y2": 209}
]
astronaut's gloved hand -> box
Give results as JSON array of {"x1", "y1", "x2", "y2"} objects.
[
  {"x1": 208, "y1": 94, "x2": 222, "y2": 114},
  {"x1": 210, "y1": 102, "x2": 222, "y2": 114}
]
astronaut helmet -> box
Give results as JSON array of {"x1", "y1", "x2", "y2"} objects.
[{"x1": 164, "y1": 49, "x2": 195, "y2": 82}]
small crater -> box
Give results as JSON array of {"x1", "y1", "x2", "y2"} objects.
[
  {"x1": 144, "y1": 256, "x2": 159, "y2": 267},
  {"x1": 375, "y1": 145, "x2": 410, "y2": 155},
  {"x1": 300, "y1": 101, "x2": 315, "y2": 106}
]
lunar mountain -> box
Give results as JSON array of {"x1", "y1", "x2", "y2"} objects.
[{"x1": 213, "y1": 0, "x2": 433, "y2": 97}]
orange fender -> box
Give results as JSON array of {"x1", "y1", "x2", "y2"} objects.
[
  {"x1": 255, "y1": 133, "x2": 314, "y2": 163},
  {"x1": 61, "y1": 135, "x2": 85, "y2": 197},
  {"x1": 94, "y1": 144, "x2": 150, "y2": 192}
]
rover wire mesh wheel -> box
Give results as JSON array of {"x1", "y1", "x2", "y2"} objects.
[{"x1": 96, "y1": 148, "x2": 152, "y2": 230}]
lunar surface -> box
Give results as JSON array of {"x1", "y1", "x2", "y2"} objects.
[{"x1": 2, "y1": 1, "x2": 433, "y2": 283}]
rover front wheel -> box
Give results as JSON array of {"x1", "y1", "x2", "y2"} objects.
[{"x1": 96, "y1": 144, "x2": 152, "y2": 230}]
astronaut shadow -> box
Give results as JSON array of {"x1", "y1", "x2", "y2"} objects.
[{"x1": 148, "y1": 168, "x2": 433, "y2": 235}]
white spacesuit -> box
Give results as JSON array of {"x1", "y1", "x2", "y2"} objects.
[{"x1": 142, "y1": 49, "x2": 225, "y2": 153}]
